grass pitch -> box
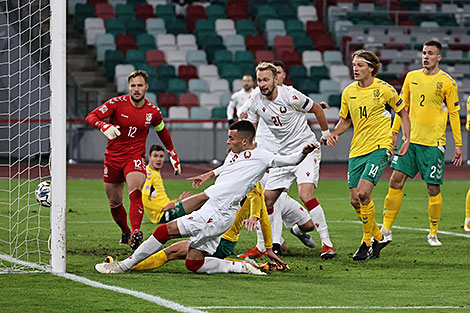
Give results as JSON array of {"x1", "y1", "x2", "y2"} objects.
[{"x1": 1, "y1": 178, "x2": 470, "y2": 313}]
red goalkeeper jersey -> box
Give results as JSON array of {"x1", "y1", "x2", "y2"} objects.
[{"x1": 87, "y1": 95, "x2": 164, "y2": 159}]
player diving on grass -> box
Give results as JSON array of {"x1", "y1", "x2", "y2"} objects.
[
  {"x1": 86, "y1": 70, "x2": 181, "y2": 250},
  {"x1": 326, "y1": 50, "x2": 411, "y2": 260},
  {"x1": 95, "y1": 120, "x2": 318, "y2": 275}
]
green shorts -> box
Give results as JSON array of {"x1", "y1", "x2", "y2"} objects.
[
  {"x1": 391, "y1": 141, "x2": 445, "y2": 185},
  {"x1": 159, "y1": 201, "x2": 185, "y2": 224},
  {"x1": 348, "y1": 148, "x2": 391, "y2": 188},
  {"x1": 212, "y1": 238, "x2": 237, "y2": 259}
]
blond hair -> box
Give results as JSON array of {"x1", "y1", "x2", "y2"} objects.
[
  {"x1": 352, "y1": 50, "x2": 381, "y2": 76},
  {"x1": 255, "y1": 62, "x2": 277, "y2": 78},
  {"x1": 128, "y1": 70, "x2": 149, "y2": 83}
]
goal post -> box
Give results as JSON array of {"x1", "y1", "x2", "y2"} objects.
[
  {"x1": 50, "y1": 0, "x2": 66, "y2": 274},
  {"x1": 0, "y1": 0, "x2": 66, "y2": 273}
]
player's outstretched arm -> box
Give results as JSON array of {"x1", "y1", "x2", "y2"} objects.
[
  {"x1": 326, "y1": 117, "x2": 351, "y2": 146},
  {"x1": 154, "y1": 124, "x2": 181, "y2": 175},
  {"x1": 187, "y1": 171, "x2": 215, "y2": 189},
  {"x1": 86, "y1": 108, "x2": 121, "y2": 140},
  {"x1": 395, "y1": 108, "x2": 411, "y2": 156}
]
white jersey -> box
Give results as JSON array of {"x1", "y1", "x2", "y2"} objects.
[
  {"x1": 246, "y1": 85, "x2": 318, "y2": 155},
  {"x1": 226, "y1": 88, "x2": 254, "y2": 120},
  {"x1": 205, "y1": 147, "x2": 306, "y2": 209}
]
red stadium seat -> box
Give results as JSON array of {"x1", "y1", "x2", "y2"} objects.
[
  {"x1": 179, "y1": 93, "x2": 199, "y2": 108},
  {"x1": 274, "y1": 46, "x2": 295, "y2": 61},
  {"x1": 311, "y1": 33, "x2": 334, "y2": 52},
  {"x1": 95, "y1": 3, "x2": 115, "y2": 20},
  {"x1": 306, "y1": 21, "x2": 326, "y2": 37},
  {"x1": 282, "y1": 50, "x2": 302, "y2": 71},
  {"x1": 227, "y1": 4, "x2": 248, "y2": 20},
  {"x1": 178, "y1": 65, "x2": 198, "y2": 82},
  {"x1": 146, "y1": 50, "x2": 166, "y2": 68},
  {"x1": 245, "y1": 35, "x2": 266, "y2": 52},
  {"x1": 115, "y1": 34, "x2": 136, "y2": 52},
  {"x1": 255, "y1": 50, "x2": 274, "y2": 63},
  {"x1": 186, "y1": 5, "x2": 207, "y2": 32},
  {"x1": 273, "y1": 35, "x2": 294, "y2": 50},
  {"x1": 88, "y1": 0, "x2": 107, "y2": 6},
  {"x1": 157, "y1": 93, "x2": 178, "y2": 109},
  {"x1": 135, "y1": 4, "x2": 155, "y2": 22}
]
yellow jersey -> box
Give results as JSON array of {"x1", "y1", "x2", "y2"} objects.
[
  {"x1": 466, "y1": 96, "x2": 470, "y2": 132},
  {"x1": 340, "y1": 78, "x2": 404, "y2": 158},
  {"x1": 142, "y1": 165, "x2": 175, "y2": 223},
  {"x1": 393, "y1": 69, "x2": 461, "y2": 146},
  {"x1": 222, "y1": 182, "x2": 273, "y2": 250}
]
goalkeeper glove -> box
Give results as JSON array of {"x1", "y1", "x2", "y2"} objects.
[
  {"x1": 168, "y1": 148, "x2": 181, "y2": 176},
  {"x1": 99, "y1": 122, "x2": 121, "y2": 140}
]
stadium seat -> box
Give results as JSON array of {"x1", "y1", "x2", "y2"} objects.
[
  {"x1": 68, "y1": 0, "x2": 86, "y2": 16},
  {"x1": 295, "y1": 78, "x2": 319, "y2": 94},
  {"x1": 168, "y1": 78, "x2": 187, "y2": 95},
  {"x1": 188, "y1": 79, "x2": 209, "y2": 96},
  {"x1": 105, "y1": 50, "x2": 124, "y2": 80},
  {"x1": 297, "y1": 5, "x2": 318, "y2": 24},
  {"x1": 84, "y1": 18, "x2": 105, "y2": 46},
  {"x1": 156, "y1": 34, "x2": 176, "y2": 51},
  {"x1": 200, "y1": 93, "x2": 222, "y2": 108},
  {"x1": 148, "y1": 77, "x2": 167, "y2": 95},
  {"x1": 324, "y1": 106, "x2": 340, "y2": 120},
  {"x1": 216, "y1": 19, "x2": 236, "y2": 36},
  {"x1": 155, "y1": 4, "x2": 176, "y2": 21},
  {"x1": 219, "y1": 64, "x2": 242, "y2": 85},
  {"x1": 158, "y1": 92, "x2": 178, "y2": 109},
  {"x1": 236, "y1": 19, "x2": 257, "y2": 37},
  {"x1": 159, "y1": 106, "x2": 168, "y2": 118},
  {"x1": 274, "y1": 35, "x2": 294, "y2": 51},
  {"x1": 146, "y1": 18, "x2": 166, "y2": 37},
  {"x1": 114, "y1": 64, "x2": 135, "y2": 82},
  {"x1": 166, "y1": 18, "x2": 188, "y2": 35},
  {"x1": 136, "y1": 34, "x2": 156, "y2": 51},
  {"x1": 220, "y1": 92, "x2": 231, "y2": 107},
  {"x1": 146, "y1": 50, "x2": 166, "y2": 68},
  {"x1": 211, "y1": 106, "x2": 226, "y2": 119},
  {"x1": 285, "y1": 19, "x2": 305, "y2": 38},
  {"x1": 135, "y1": 64, "x2": 156, "y2": 79},
  {"x1": 105, "y1": 17, "x2": 126, "y2": 36},
  {"x1": 234, "y1": 50, "x2": 254, "y2": 66},
  {"x1": 213, "y1": 50, "x2": 233, "y2": 67},
  {"x1": 209, "y1": 79, "x2": 230, "y2": 94},
  {"x1": 166, "y1": 50, "x2": 187, "y2": 69},
  {"x1": 168, "y1": 106, "x2": 189, "y2": 120},
  {"x1": 186, "y1": 5, "x2": 207, "y2": 32},
  {"x1": 179, "y1": 93, "x2": 199, "y2": 108},
  {"x1": 126, "y1": 49, "x2": 146, "y2": 64},
  {"x1": 115, "y1": 4, "x2": 135, "y2": 22},
  {"x1": 226, "y1": 3, "x2": 248, "y2": 20},
  {"x1": 288, "y1": 65, "x2": 308, "y2": 80},
  {"x1": 277, "y1": 4, "x2": 298, "y2": 21},
  {"x1": 282, "y1": 50, "x2": 302, "y2": 71},
  {"x1": 323, "y1": 51, "x2": 343, "y2": 68},
  {"x1": 198, "y1": 64, "x2": 220, "y2": 82},
  {"x1": 108, "y1": 0, "x2": 127, "y2": 5},
  {"x1": 157, "y1": 64, "x2": 177, "y2": 80},
  {"x1": 186, "y1": 50, "x2": 208, "y2": 67},
  {"x1": 319, "y1": 79, "x2": 340, "y2": 95},
  {"x1": 223, "y1": 34, "x2": 246, "y2": 53},
  {"x1": 303, "y1": 51, "x2": 323, "y2": 71},
  {"x1": 178, "y1": 65, "x2": 198, "y2": 82},
  {"x1": 95, "y1": 3, "x2": 115, "y2": 20},
  {"x1": 255, "y1": 50, "x2": 274, "y2": 63},
  {"x1": 176, "y1": 34, "x2": 198, "y2": 51},
  {"x1": 329, "y1": 65, "x2": 350, "y2": 83},
  {"x1": 293, "y1": 35, "x2": 314, "y2": 52},
  {"x1": 232, "y1": 79, "x2": 242, "y2": 92},
  {"x1": 206, "y1": 5, "x2": 226, "y2": 20},
  {"x1": 310, "y1": 65, "x2": 330, "y2": 80},
  {"x1": 146, "y1": 92, "x2": 157, "y2": 105},
  {"x1": 135, "y1": 4, "x2": 155, "y2": 21},
  {"x1": 115, "y1": 34, "x2": 136, "y2": 52},
  {"x1": 96, "y1": 34, "x2": 116, "y2": 62},
  {"x1": 74, "y1": 3, "x2": 95, "y2": 30},
  {"x1": 245, "y1": 35, "x2": 267, "y2": 52},
  {"x1": 190, "y1": 106, "x2": 211, "y2": 119}
]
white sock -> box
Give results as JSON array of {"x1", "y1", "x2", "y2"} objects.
[
  {"x1": 120, "y1": 235, "x2": 163, "y2": 271},
  {"x1": 382, "y1": 228, "x2": 392, "y2": 236},
  {"x1": 255, "y1": 222, "x2": 266, "y2": 252},
  {"x1": 196, "y1": 257, "x2": 245, "y2": 274},
  {"x1": 309, "y1": 204, "x2": 333, "y2": 247},
  {"x1": 465, "y1": 218, "x2": 470, "y2": 224},
  {"x1": 291, "y1": 224, "x2": 304, "y2": 236}
]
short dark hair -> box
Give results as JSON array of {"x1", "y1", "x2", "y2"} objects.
[
  {"x1": 128, "y1": 70, "x2": 149, "y2": 83},
  {"x1": 423, "y1": 40, "x2": 442, "y2": 53},
  {"x1": 272, "y1": 60, "x2": 285, "y2": 71},
  {"x1": 242, "y1": 74, "x2": 253, "y2": 80},
  {"x1": 149, "y1": 144, "x2": 164, "y2": 155},
  {"x1": 229, "y1": 120, "x2": 255, "y2": 141}
]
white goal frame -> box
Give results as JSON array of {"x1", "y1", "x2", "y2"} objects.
[{"x1": 50, "y1": 0, "x2": 66, "y2": 274}]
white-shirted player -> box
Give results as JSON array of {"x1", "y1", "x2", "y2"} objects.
[
  {"x1": 226, "y1": 74, "x2": 254, "y2": 125},
  {"x1": 95, "y1": 120, "x2": 319, "y2": 275},
  {"x1": 243, "y1": 62, "x2": 336, "y2": 259}
]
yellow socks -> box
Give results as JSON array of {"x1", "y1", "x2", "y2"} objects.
[
  {"x1": 466, "y1": 188, "x2": 470, "y2": 219},
  {"x1": 360, "y1": 200, "x2": 379, "y2": 246},
  {"x1": 382, "y1": 187, "x2": 404, "y2": 231},
  {"x1": 132, "y1": 250, "x2": 168, "y2": 271},
  {"x1": 428, "y1": 193, "x2": 443, "y2": 236}
]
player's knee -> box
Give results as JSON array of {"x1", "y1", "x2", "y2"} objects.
[
  {"x1": 390, "y1": 171, "x2": 406, "y2": 189},
  {"x1": 299, "y1": 221, "x2": 314, "y2": 232},
  {"x1": 356, "y1": 190, "x2": 370, "y2": 204},
  {"x1": 185, "y1": 258, "x2": 204, "y2": 272}
]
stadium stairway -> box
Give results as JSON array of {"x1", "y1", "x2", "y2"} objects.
[{"x1": 67, "y1": 15, "x2": 116, "y2": 106}]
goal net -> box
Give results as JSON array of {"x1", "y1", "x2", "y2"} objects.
[{"x1": 0, "y1": 0, "x2": 65, "y2": 273}]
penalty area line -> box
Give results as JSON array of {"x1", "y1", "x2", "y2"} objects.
[{"x1": 0, "y1": 253, "x2": 207, "y2": 313}]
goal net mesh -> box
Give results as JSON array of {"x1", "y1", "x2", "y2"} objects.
[{"x1": 0, "y1": 0, "x2": 52, "y2": 272}]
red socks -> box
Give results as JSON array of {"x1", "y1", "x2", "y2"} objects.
[
  {"x1": 153, "y1": 224, "x2": 171, "y2": 243},
  {"x1": 129, "y1": 189, "x2": 144, "y2": 232},
  {"x1": 185, "y1": 258, "x2": 204, "y2": 272},
  {"x1": 304, "y1": 198, "x2": 320, "y2": 212},
  {"x1": 110, "y1": 203, "x2": 130, "y2": 234}
]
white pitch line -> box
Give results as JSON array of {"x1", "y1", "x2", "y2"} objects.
[
  {"x1": 330, "y1": 220, "x2": 470, "y2": 238},
  {"x1": 0, "y1": 253, "x2": 207, "y2": 313},
  {"x1": 192, "y1": 306, "x2": 467, "y2": 310}
]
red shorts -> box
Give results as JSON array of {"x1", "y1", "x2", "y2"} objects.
[{"x1": 103, "y1": 154, "x2": 147, "y2": 184}]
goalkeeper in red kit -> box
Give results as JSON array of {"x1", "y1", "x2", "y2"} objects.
[{"x1": 86, "y1": 70, "x2": 181, "y2": 250}]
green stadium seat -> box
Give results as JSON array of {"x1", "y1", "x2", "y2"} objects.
[
  {"x1": 157, "y1": 64, "x2": 176, "y2": 79},
  {"x1": 136, "y1": 33, "x2": 156, "y2": 51},
  {"x1": 105, "y1": 50, "x2": 124, "y2": 80},
  {"x1": 327, "y1": 94, "x2": 341, "y2": 108},
  {"x1": 156, "y1": 4, "x2": 176, "y2": 20},
  {"x1": 148, "y1": 77, "x2": 168, "y2": 95},
  {"x1": 211, "y1": 107, "x2": 227, "y2": 119},
  {"x1": 288, "y1": 65, "x2": 307, "y2": 80},
  {"x1": 293, "y1": 35, "x2": 314, "y2": 52},
  {"x1": 115, "y1": 4, "x2": 135, "y2": 22},
  {"x1": 276, "y1": 4, "x2": 297, "y2": 21},
  {"x1": 285, "y1": 20, "x2": 305, "y2": 37},
  {"x1": 295, "y1": 78, "x2": 319, "y2": 94},
  {"x1": 125, "y1": 18, "x2": 146, "y2": 37},
  {"x1": 166, "y1": 18, "x2": 187, "y2": 35},
  {"x1": 309, "y1": 66, "x2": 330, "y2": 80},
  {"x1": 106, "y1": 18, "x2": 126, "y2": 36},
  {"x1": 235, "y1": 19, "x2": 257, "y2": 37},
  {"x1": 133, "y1": 63, "x2": 156, "y2": 79},
  {"x1": 213, "y1": 50, "x2": 233, "y2": 67},
  {"x1": 206, "y1": 5, "x2": 226, "y2": 20},
  {"x1": 74, "y1": 3, "x2": 95, "y2": 30},
  {"x1": 168, "y1": 78, "x2": 188, "y2": 94},
  {"x1": 219, "y1": 64, "x2": 242, "y2": 85},
  {"x1": 234, "y1": 50, "x2": 255, "y2": 66},
  {"x1": 126, "y1": 49, "x2": 146, "y2": 64}
]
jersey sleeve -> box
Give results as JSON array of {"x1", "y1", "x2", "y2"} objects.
[
  {"x1": 86, "y1": 98, "x2": 116, "y2": 128},
  {"x1": 339, "y1": 89, "x2": 350, "y2": 119},
  {"x1": 226, "y1": 93, "x2": 237, "y2": 119},
  {"x1": 386, "y1": 85, "x2": 404, "y2": 113},
  {"x1": 444, "y1": 79, "x2": 460, "y2": 114},
  {"x1": 288, "y1": 88, "x2": 314, "y2": 113},
  {"x1": 392, "y1": 73, "x2": 411, "y2": 133},
  {"x1": 467, "y1": 96, "x2": 470, "y2": 132},
  {"x1": 245, "y1": 96, "x2": 259, "y2": 124}
]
